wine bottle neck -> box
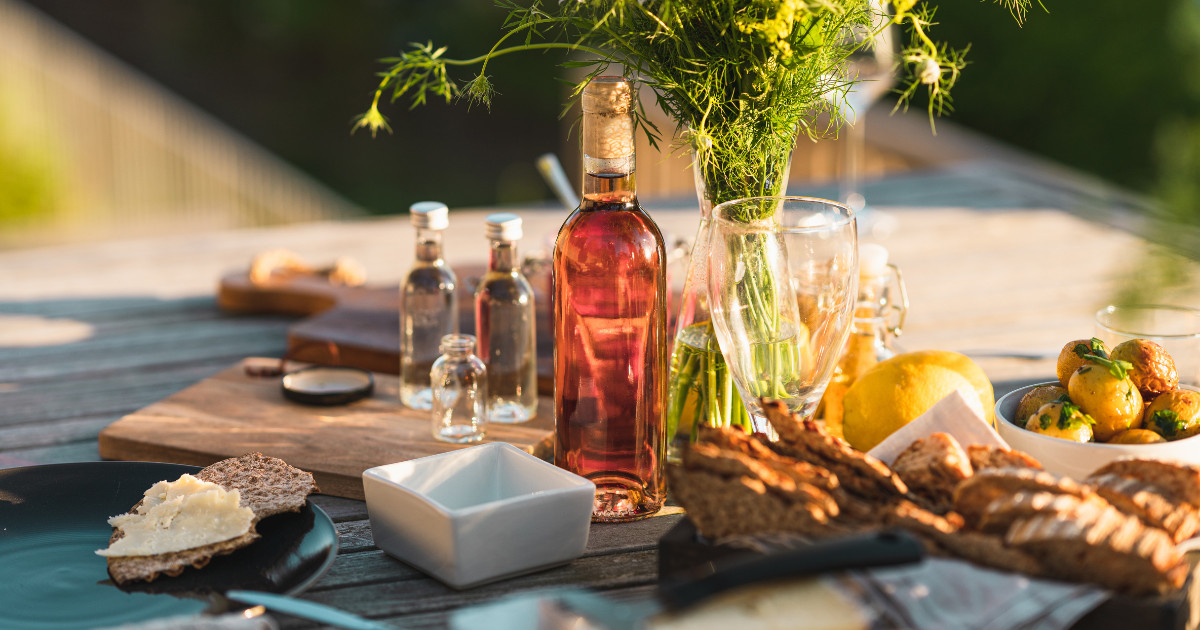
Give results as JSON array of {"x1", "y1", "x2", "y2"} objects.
[
  {"x1": 582, "y1": 157, "x2": 637, "y2": 204},
  {"x1": 580, "y1": 77, "x2": 636, "y2": 206}
]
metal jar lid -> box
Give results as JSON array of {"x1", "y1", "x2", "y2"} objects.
[
  {"x1": 485, "y1": 213, "x2": 523, "y2": 241},
  {"x1": 410, "y1": 201, "x2": 449, "y2": 230},
  {"x1": 281, "y1": 366, "x2": 375, "y2": 406}
]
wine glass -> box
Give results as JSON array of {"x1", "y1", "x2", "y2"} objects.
[
  {"x1": 707, "y1": 197, "x2": 859, "y2": 433},
  {"x1": 835, "y1": 4, "x2": 898, "y2": 237}
]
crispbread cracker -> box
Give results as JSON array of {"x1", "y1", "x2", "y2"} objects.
[
  {"x1": 105, "y1": 531, "x2": 260, "y2": 585},
  {"x1": 196, "y1": 452, "x2": 319, "y2": 520},
  {"x1": 105, "y1": 453, "x2": 319, "y2": 584}
]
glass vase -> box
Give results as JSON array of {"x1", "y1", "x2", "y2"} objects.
[{"x1": 666, "y1": 135, "x2": 794, "y2": 457}]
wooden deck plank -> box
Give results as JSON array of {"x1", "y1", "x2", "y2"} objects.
[
  {"x1": 1, "y1": 440, "x2": 101, "y2": 465},
  {"x1": 314, "y1": 514, "x2": 686, "y2": 592},
  {"x1": 301, "y1": 550, "x2": 659, "y2": 619},
  {"x1": 310, "y1": 494, "x2": 370, "y2": 522},
  {"x1": 0, "y1": 331, "x2": 289, "y2": 381}
]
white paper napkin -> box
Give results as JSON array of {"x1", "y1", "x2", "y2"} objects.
[
  {"x1": 868, "y1": 389, "x2": 1010, "y2": 466},
  {"x1": 848, "y1": 557, "x2": 1108, "y2": 630}
]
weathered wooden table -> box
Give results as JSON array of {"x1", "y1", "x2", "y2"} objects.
[{"x1": 3, "y1": 160, "x2": 1199, "y2": 628}]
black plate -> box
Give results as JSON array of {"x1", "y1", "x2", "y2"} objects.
[{"x1": 0, "y1": 461, "x2": 338, "y2": 629}]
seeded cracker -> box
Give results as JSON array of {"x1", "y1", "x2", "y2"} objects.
[{"x1": 105, "y1": 453, "x2": 319, "y2": 585}]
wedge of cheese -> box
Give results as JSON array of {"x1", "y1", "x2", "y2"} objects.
[
  {"x1": 649, "y1": 578, "x2": 871, "y2": 630},
  {"x1": 96, "y1": 474, "x2": 254, "y2": 558}
]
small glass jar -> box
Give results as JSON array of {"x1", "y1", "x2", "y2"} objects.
[{"x1": 431, "y1": 334, "x2": 488, "y2": 443}]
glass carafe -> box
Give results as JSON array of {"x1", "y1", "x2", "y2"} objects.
[{"x1": 816, "y1": 243, "x2": 908, "y2": 438}]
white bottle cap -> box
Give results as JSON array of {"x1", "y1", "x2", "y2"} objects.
[
  {"x1": 859, "y1": 243, "x2": 890, "y2": 278},
  {"x1": 410, "y1": 201, "x2": 449, "y2": 230},
  {"x1": 485, "y1": 213, "x2": 523, "y2": 241}
]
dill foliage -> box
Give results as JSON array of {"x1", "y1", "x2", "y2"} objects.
[{"x1": 356, "y1": 0, "x2": 1037, "y2": 214}]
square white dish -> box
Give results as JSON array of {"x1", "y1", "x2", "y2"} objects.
[{"x1": 363, "y1": 442, "x2": 595, "y2": 589}]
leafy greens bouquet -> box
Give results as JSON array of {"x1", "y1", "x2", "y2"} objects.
[{"x1": 356, "y1": 0, "x2": 1038, "y2": 214}]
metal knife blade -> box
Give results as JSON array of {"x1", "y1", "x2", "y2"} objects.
[{"x1": 224, "y1": 590, "x2": 393, "y2": 630}]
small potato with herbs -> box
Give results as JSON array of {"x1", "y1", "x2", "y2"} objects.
[
  {"x1": 1144, "y1": 389, "x2": 1200, "y2": 440},
  {"x1": 1108, "y1": 428, "x2": 1168, "y2": 444},
  {"x1": 1057, "y1": 338, "x2": 1109, "y2": 388},
  {"x1": 1025, "y1": 400, "x2": 1094, "y2": 443},
  {"x1": 1015, "y1": 385, "x2": 1069, "y2": 426},
  {"x1": 1068, "y1": 355, "x2": 1143, "y2": 441},
  {"x1": 1110, "y1": 339, "x2": 1178, "y2": 399},
  {"x1": 1023, "y1": 336, "x2": 1196, "y2": 445}
]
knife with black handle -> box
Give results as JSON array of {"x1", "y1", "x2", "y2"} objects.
[
  {"x1": 658, "y1": 529, "x2": 924, "y2": 611},
  {"x1": 551, "y1": 529, "x2": 924, "y2": 629}
]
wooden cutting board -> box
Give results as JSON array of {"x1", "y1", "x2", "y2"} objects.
[
  {"x1": 98, "y1": 359, "x2": 555, "y2": 500},
  {"x1": 217, "y1": 264, "x2": 557, "y2": 393}
]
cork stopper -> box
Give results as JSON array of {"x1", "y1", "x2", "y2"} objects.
[{"x1": 582, "y1": 77, "x2": 634, "y2": 160}]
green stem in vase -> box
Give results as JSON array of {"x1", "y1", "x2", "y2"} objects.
[
  {"x1": 720, "y1": 360, "x2": 734, "y2": 427},
  {"x1": 665, "y1": 347, "x2": 700, "y2": 440}
]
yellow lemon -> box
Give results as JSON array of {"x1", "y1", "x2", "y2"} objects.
[
  {"x1": 913, "y1": 350, "x2": 996, "y2": 427},
  {"x1": 841, "y1": 351, "x2": 994, "y2": 452}
]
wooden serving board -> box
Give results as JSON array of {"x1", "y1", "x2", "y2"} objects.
[
  {"x1": 98, "y1": 358, "x2": 555, "y2": 500},
  {"x1": 217, "y1": 264, "x2": 557, "y2": 393}
]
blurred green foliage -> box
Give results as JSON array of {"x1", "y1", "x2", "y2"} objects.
[
  {"x1": 920, "y1": 0, "x2": 1198, "y2": 196},
  {"x1": 0, "y1": 105, "x2": 58, "y2": 225},
  {"x1": 23, "y1": 0, "x2": 564, "y2": 214},
  {"x1": 18, "y1": 0, "x2": 1200, "y2": 217}
]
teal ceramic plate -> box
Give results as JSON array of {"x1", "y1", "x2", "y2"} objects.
[{"x1": 0, "y1": 461, "x2": 338, "y2": 629}]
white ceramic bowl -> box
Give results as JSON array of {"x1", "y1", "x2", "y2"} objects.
[
  {"x1": 363, "y1": 442, "x2": 596, "y2": 589},
  {"x1": 995, "y1": 382, "x2": 1200, "y2": 480}
]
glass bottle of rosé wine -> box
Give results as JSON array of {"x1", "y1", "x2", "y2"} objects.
[{"x1": 553, "y1": 76, "x2": 667, "y2": 522}]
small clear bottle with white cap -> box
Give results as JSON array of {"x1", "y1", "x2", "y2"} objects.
[
  {"x1": 817, "y1": 243, "x2": 908, "y2": 438},
  {"x1": 475, "y1": 212, "x2": 538, "y2": 422},
  {"x1": 400, "y1": 201, "x2": 458, "y2": 410}
]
